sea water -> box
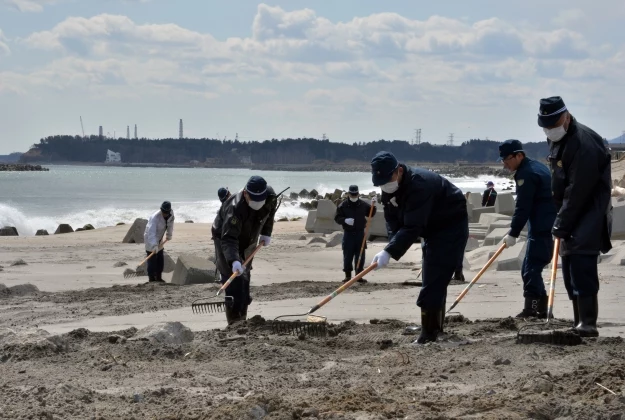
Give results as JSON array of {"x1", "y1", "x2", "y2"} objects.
[{"x1": 0, "y1": 165, "x2": 511, "y2": 236}]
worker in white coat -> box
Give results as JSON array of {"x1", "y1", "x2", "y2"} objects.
[{"x1": 143, "y1": 201, "x2": 175, "y2": 282}]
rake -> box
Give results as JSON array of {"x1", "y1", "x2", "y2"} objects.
[
  {"x1": 191, "y1": 242, "x2": 264, "y2": 314},
  {"x1": 516, "y1": 238, "x2": 582, "y2": 345},
  {"x1": 355, "y1": 199, "x2": 376, "y2": 272},
  {"x1": 446, "y1": 242, "x2": 506, "y2": 314},
  {"x1": 271, "y1": 262, "x2": 378, "y2": 337},
  {"x1": 123, "y1": 239, "x2": 169, "y2": 278}
]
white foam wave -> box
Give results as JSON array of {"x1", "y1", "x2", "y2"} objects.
[{"x1": 0, "y1": 199, "x2": 309, "y2": 237}]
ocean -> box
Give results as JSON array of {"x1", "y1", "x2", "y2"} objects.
[{"x1": 0, "y1": 165, "x2": 512, "y2": 236}]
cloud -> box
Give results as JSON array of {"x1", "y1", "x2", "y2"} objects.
[
  {"x1": 2, "y1": 0, "x2": 59, "y2": 12},
  {"x1": 0, "y1": 29, "x2": 10, "y2": 55},
  {"x1": 4, "y1": 3, "x2": 624, "y2": 119}
]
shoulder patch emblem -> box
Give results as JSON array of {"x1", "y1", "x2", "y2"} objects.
[
  {"x1": 230, "y1": 216, "x2": 238, "y2": 225},
  {"x1": 517, "y1": 179, "x2": 525, "y2": 187},
  {"x1": 557, "y1": 160, "x2": 563, "y2": 168}
]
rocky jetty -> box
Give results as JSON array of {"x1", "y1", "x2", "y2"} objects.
[{"x1": 0, "y1": 163, "x2": 49, "y2": 171}]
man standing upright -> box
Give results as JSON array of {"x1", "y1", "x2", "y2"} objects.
[
  {"x1": 334, "y1": 185, "x2": 377, "y2": 283},
  {"x1": 482, "y1": 181, "x2": 497, "y2": 207},
  {"x1": 369, "y1": 151, "x2": 469, "y2": 344},
  {"x1": 212, "y1": 176, "x2": 278, "y2": 324},
  {"x1": 144, "y1": 201, "x2": 175, "y2": 283},
  {"x1": 539, "y1": 96, "x2": 612, "y2": 337},
  {"x1": 499, "y1": 139, "x2": 557, "y2": 318}
]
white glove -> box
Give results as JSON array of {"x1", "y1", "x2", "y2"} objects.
[
  {"x1": 260, "y1": 235, "x2": 271, "y2": 246},
  {"x1": 371, "y1": 196, "x2": 377, "y2": 204},
  {"x1": 371, "y1": 250, "x2": 391, "y2": 269},
  {"x1": 503, "y1": 235, "x2": 516, "y2": 248},
  {"x1": 345, "y1": 218, "x2": 355, "y2": 226},
  {"x1": 151, "y1": 245, "x2": 159, "y2": 253},
  {"x1": 232, "y1": 261, "x2": 245, "y2": 276}
]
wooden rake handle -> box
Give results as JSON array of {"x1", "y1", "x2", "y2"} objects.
[
  {"x1": 216, "y1": 242, "x2": 264, "y2": 296},
  {"x1": 356, "y1": 200, "x2": 376, "y2": 270},
  {"x1": 446, "y1": 242, "x2": 507, "y2": 313},
  {"x1": 138, "y1": 239, "x2": 169, "y2": 266},
  {"x1": 546, "y1": 238, "x2": 560, "y2": 321},
  {"x1": 308, "y1": 262, "x2": 378, "y2": 314}
]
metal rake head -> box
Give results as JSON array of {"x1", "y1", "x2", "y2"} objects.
[
  {"x1": 516, "y1": 320, "x2": 582, "y2": 345},
  {"x1": 270, "y1": 315, "x2": 328, "y2": 337},
  {"x1": 123, "y1": 268, "x2": 147, "y2": 278},
  {"x1": 191, "y1": 296, "x2": 233, "y2": 314}
]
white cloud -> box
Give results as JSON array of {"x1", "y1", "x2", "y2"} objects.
[
  {"x1": 2, "y1": 0, "x2": 59, "y2": 12},
  {"x1": 0, "y1": 29, "x2": 10, "y2": 55},
  {"x1": 2, "y1": 3, "x2": 624, "y2": 144}
]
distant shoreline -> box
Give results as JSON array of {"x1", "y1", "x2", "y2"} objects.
[{"x1": 25, "y1": 160, "x2": 507, "y2": 177}]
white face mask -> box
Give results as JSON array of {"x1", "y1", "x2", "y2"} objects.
[
  {"x1": 248, "y1": 200, "x2": 265, "y2": 211},
  {"x1": 543, "y1": 125, "x2": 567, "y2": 142},
  {"x1": 380, "y1": 180, "x2": 399, "y2": 194},
  {"x1": 349, "y1": 196, "x2": 358, "y2": 202}
]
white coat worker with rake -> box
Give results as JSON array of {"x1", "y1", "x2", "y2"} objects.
[
  {"x1": 211, "y1": 176, "x2": 278, "y2": 325},
  {"x1": 143, "y1": 201, "x2": 174, "y2": 283}
]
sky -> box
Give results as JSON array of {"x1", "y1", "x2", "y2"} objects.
[{"x1": 0, "y1": 0, "x2": 624, "y2": 154}]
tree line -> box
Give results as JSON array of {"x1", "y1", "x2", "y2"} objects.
[{"x1": 20, "y1": 135, "x2": 552, "y2": 165}]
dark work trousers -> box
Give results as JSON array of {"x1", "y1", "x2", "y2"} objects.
[
  {"x1": 521, "y1": 234, "x2": 553, "y2": 298},
  {"x1": 342, "y1": 230, "x2": 365, "y2": 274},
  {"x1": 146, "y1": 249, "x2": 164, "y2": 279},
  {"x1": 561, "y1": 254, "x2": 600, "y2": 299},
  {"x1": 418, "y1": 216, "x2": 469, "y2": 309},
  {"x1": 220, "y1": 271, "x2": 252, "y2": 315}
]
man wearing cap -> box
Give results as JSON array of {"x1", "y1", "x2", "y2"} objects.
[
  {"x1": 538, "y1": 96, "x2": 612, "y2": 337},
  {"x1": 481, "y1": 181, "x2": 497, "y2": 207},
  {"x1": 334, "y1": 185, "x2": 377, "y2": 283},
  {"x1": 212, "y1": 176, "x2": 278, "y2": 324},
  {"x1": 218, "y1": 187, "x2": 231, "y2": 204},
  {"x1": 369, "y1": 151, "x2": 469, "y2": 344},
  {"x1": 143, "y1": 201, "x2": 175, "y2": 283},
  {"x1": 499, "y1": 139, "x2": 557, "y2": 318}
]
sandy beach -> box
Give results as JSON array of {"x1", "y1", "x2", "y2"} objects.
[{"x1": 1, "y1": 220, "x2": 625, "y2": 419}]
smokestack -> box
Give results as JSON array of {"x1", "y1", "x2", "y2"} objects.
[{"x1": 179, "y1": 119, "x2": 183, "y2": 139}]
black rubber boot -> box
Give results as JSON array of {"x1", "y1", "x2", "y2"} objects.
[
  {"x1": 413, "y1": 308, "x2": 443, "y2": 345},
  {"x1": 440, "y1": 292, "x2": 447, "y2": 334},
  {"x1": 355, "y1": 270, "x2": 368, "y2": 284},
  {"x1": 148, "y1": 275, "x2": 157, "y2": 282},
  {"x1": 572, "y1": 299, "x2": 579, "y2": 327},
  {"x1": 342, "y1": 271, "x2": 352, "y2": 283},
  {"x1": 516, "y1": 296, "x2": 540, "y2": 318},
  {"x1": 225, "y1": 305, "x2": 237, "y2": 325},
  {"x1": 155, "y1": 274, "x2": 165, "y2": 283},
  {"x1": 575, "y1": 295, "x2": 599, "y2": 337},
  {"x1": 452, "y1": 269, "x2": 465, "y2": 282},
  {"x1": 536, "y1": 295, "x2": 550, "y2": 319}
]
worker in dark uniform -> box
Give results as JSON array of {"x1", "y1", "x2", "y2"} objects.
[
  {"x1": 540, "y1": 96, "x2": 612, "y2": 337},
  {"x1": 218, "y1": 187, "x2": 231, "y2": 203},
  {"x1": 482, "y1": 181, "x2": 497, "y2": 207},
  {"x1": 499, "y1": 139, "x2": 557, "y2": 318},
  {"x1": 334, "y1": 185, "x2": 377, "y2": 284},
  {"x1": 211, "y1": 176, "x2": 278, "y2": 324},
  {"x1": 369, "y1": 151, "x2": 469, "y2": 344}
]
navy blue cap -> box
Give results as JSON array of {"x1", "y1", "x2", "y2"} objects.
[
  {"x1": 498, "y1": 139, "x2": 524, "y2": 161},
  {"x1": 245, "y1": 176, "x2": 268, "y2": 202},
  {"x1": 486, "y1": 181, "x2": 494, "y2": 187},
  {"x1": 218, "y1": 187, "x2": 229, "y2": 202},
  {"x1": 371, "y1": 151, "x2": 399, "y2": 186},
  {"x1": 537, "y1": 96, "x2": 567, "y2": 128},
  {"x1": 160, "y1": 201, "x2": 172, "y2": 213},
  {"x1": 348, "y1": 185, "x2": 359, "y2": 195}
]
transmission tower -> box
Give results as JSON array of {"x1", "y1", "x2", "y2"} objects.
[
  {"x1": 322, "y1": 133, "x2": 327, "y2": 141},
  {"x1": 179, "y1": 119, "x2": 183, "y2": 139},
  {"x1": 448, "y1": 133, "x2": 454, "y2": 146},
  {"x1": 235, "y1": 133, "x2": 239, "y2": 142}
]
